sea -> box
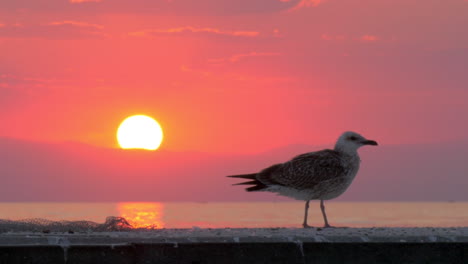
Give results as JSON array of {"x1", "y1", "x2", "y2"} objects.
[{"x1": 0, "y1": 202, "x2": 466, "y2": 229}]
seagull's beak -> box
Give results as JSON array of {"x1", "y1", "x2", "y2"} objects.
[{"x1": 362, "y1": 139, "x2": 378, "y2": 146}]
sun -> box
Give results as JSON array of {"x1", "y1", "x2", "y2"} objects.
[{"x1": 117, "y1": 115, "x2": 164, "y2": 150}]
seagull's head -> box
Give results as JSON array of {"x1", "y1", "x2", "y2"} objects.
[{"x1": 335, "y1": 131, "x2": 378, "y2": 154}]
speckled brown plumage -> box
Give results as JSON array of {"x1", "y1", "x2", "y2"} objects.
[
  {"x1": 228, "y1": 149, "x2": 360, "y2": 200},
  {"x1": 228, "y1": 131, "x2": 378, "y2": 228}
]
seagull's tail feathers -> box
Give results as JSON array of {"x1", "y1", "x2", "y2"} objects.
[
  {"x1": 227, "y1": 173, "x2": 268, "y2": 192},
  {"x1": 227, "y1": 173, "x2": 257, "y2": 180}
]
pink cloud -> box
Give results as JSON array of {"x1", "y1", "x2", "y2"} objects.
[
  {"x1": 360, "y1": 34, "x2": 379, "y2": 42},
  {"x1": 1, "y1": 0, "x2": 296, "y2": 15},
  {"x1": 0, "y1": 21, "x2": 107, "y2": 39},
  {"x1": 0, "y1": 74, "x2": 69, "y2": 87},
  {"x1": 273, "y1": 28, "x2": 283, "y2": 37},
  {"x1": 129, "y1": 26, "x2": 260, "y2": 38},
  {"x1": 48, "y1": 20, "x2": 104, "y2": 30},
  {"x1": 208, "y1": 52, "x2": 281, "y2": 64},
  {"x1": 321, "y1": 33, "x2": 381, "y2": 43},
  {"x1": 180, "y1": 64, "x2": 294, "y2": 85},
  {"x1": 287, "y1": 0, "x2": 325, "y2": 11},
  {"x1": 180, "y1": 65, "x2": 213, "y2": 78},
  {"x1": 69, "y1": 0, "x2": 101, "y2": 3}
]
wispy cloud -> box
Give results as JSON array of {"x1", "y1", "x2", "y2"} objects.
[
  {"x1": 286, "y1": 0, "x2": 325, "y2": 11},
  {"x1": 0, "y1": 0, "x2": 296, "y2": 15},
  {"x1": 179, "y1": 64, "x2": 294, "y2": 84},
  {"x1": 360, "y1": 34, "x2": 379, "y2": 42},
  {"x1": 0, "y1": 74, "x2": 65, "y2": 99},
  {"x1": 69, "y1": 0, "x2": 101, "y2": 3},
  {"x1": 208, "y1": 52, "x2": 281, "y2": 64},
  {"x1": 48, "y1": 20, "x2": 104, "y2": 30},
  {"x1": 321, "y1": 33, "x2": 381, "y2": 43},
  {"x1": 0, "y1": 21, "x2": 107, "y2": 39},
  {"x1": 129, "y1": 26, "x2": 260, "y2": 38},
  {"x1": 1, "y1": 74, "x2": 68, "y2": 87}
]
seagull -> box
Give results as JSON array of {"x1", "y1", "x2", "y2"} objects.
[{"x1": 227, "y1": 131, "x2": 378, "y2": 228}]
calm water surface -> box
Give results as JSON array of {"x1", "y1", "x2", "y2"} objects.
[{"x1": 0, "y1": 202, "x2": 466, "y2": 228}]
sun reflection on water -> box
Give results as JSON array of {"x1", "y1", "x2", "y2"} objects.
[{"x1": 117, "y1": 202, "x2": 164, "y2": 229}]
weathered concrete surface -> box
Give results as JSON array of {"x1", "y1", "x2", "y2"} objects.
[{"x1": 0, "y1": 227, "x2": 466, "y2": 264}]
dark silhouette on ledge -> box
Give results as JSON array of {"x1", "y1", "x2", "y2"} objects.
[{"x1": 228, "y1": 131, "x2": 378, "y2": 228}]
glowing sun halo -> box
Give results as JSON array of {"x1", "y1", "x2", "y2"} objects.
[{"x1": 117, "y1": 115, "x2": 164, "y2": 150}]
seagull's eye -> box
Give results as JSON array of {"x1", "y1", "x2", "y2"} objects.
[{"x1": 349, "y1": 136, "x2": 358, "y2": 141}]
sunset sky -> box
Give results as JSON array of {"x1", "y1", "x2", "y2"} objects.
[
  {"x1": 1, "y1": 0, "x2": 467, "y2": 153},
  {"x1": 0, "y1": 0, "x2": 467, "y2": 202}
]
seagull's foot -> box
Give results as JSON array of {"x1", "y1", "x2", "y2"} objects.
[
  {"x1": 302, "y1": 223, "x2": 313, "y2": 229},
  {"x1": 323, "y1": 224, "x2": 335, "y2": 228}
]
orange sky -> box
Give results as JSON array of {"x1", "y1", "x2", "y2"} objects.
[{"x1": 1, "y1": 0, "x2": 467, "y2": 153}]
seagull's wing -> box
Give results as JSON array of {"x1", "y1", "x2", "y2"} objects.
[{"x1": 257, "y1": 149, "x2": 346, "y2": 190}]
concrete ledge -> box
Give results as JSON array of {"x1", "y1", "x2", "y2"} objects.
[
  {"x1": 0, "y1": 228, "x2": 466, "y2": 264},
  {"x1": 0, "y1": 246, "x2": 64, "y2": 264},
  {"x1": 0, "y1": 242, "x2": 466, "y2": 264}
]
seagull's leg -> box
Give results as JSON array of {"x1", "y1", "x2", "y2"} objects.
[
  {"x1": 302, "y1": 200, "x2": 312, "y2": 228},
  {"x1": 320, "y1": 199, "x2": 332, "y2": 228}
]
